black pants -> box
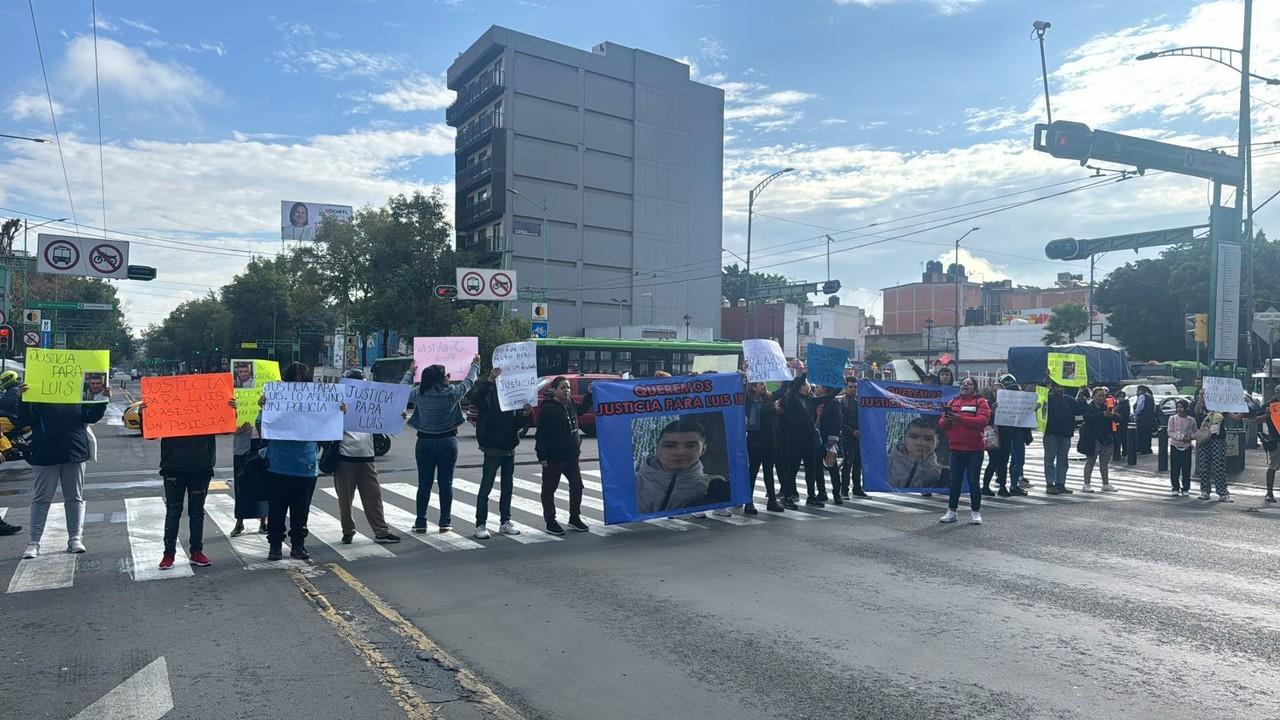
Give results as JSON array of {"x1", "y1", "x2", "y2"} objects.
[
  {"x1": 840, "y1": 437, "x2": 861, "y2": 494},
  {"x1": 808, "y1": 449, "x2": 834, "y2": 500},
  {"x1": 982, "y1": 446, "x2": 1010, "y2": 489},
  {"x1": 948, "y1": 450, "x2": 983, "y2": 511},
  {"x1": 778, "y1": 449, "x2": 804, "y2": 500},
  {"x1": 267, "y1": 472, "x2": 317, "y2": 546},
  {"x1": 1170, "y1": 447, "x2": 1193, "y2": 491},
  {"x1": 476, "y1": 453, "x2": 514, "y2": 526},
  {"x1": 747, "y1": 438, "x2": 777, "y2": 504},
  {"x1": 163, "y1": 475, "x2": 210, "y2": 554}
]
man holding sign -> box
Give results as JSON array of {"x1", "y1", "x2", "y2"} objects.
[{"x1": 332, "y1": 369, "x2": 402, "y2": 545}]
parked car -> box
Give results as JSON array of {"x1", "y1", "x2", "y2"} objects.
[
  {"x1": 467, "y1": 373, "x2": 620, "y2": 437},
  {"x1": 123, "y1": 401, "x2": 142, "y2": 433}
]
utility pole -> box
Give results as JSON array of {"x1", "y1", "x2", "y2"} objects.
[
  {"x1": 1240, "y1": 0, "x2": 1255, "y2": 372},
  {"x1": 1033, "y1": 21, "x2": 1053, "y2": 125},
  {"x1": 744, "y1": 168, "x2": 794, "y2": 340},
  {"x1": 953, "y1": 227, "x2": 980, "y2": 365}
]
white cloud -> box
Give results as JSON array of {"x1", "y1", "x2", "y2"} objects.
[
  {"x1": 61, "y1": 36, "x2": 218, "y2": 111},
  {"x1": 714, "y1": 78, "x2": 817, "y2": 130},
  {"x1": 275, "y1": 47, "x2": 400, "y2": 78},
  {"x1": 7, "y1": 93, "x2": 60, "y2": 121},
  {"x1": 142, "y1": 39, "x2": 226, "y2": 57},
  {"x1": 821, "y1": 118, "x2": 848, "y2": 126},
  {"x1": 366, "y1": 74, "x2": 453, "y2": 112},
  {"x1": 698, "y1": 35, "x2": 728, "y2": 65},
  {"x1": 118, "y1": 17, "x2": 159, "y2": 34},
  {"x1": 833, "y1": 0, "x2": 983, "y2": 15},
  {"x1": 943, "y1": 248, "x2": 1010, "y2": 283}
]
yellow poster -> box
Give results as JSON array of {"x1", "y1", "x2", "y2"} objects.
[
  {"x1": 1036, "y1": 386, "x2": 1049, "y2": 432},
  {"x1": 23, "y1": 349, "x2": 111, "y2": 404},
  {"x1": 1047, "y1": 352, "x2": 1088, "y2": 387},
  {"x1": 231, "y1": 359, "x2": 281, "y2": 426}
]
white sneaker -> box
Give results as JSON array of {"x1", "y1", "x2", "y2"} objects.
[
  {"x1": 67, "y1": 539, "x2": 85, "y2": 554},
  {"x1": 499, "y1": 521, "x2": 521, "y2": 536},
  {"x1": 692, "y1": 512, "x2": 707, "y2": 519},
  {"x1": 1199, "y1": 492, "x2": 1211, "y2": 500},
  {"x1": 1219, "y1": 494, "x2": 1235, "y2": 503},
  {"x1": 1080, "y1": 484, "x2": 1096, "y2": 493},
  {"x1": 1169, "y1": 490, "x2": 1181, "y2": 497},
  {"x1": 713, "y1": 509, "x2": 732, "y2": 517},
  {"x1": 21, "y1": 543, "x2": 39, "y2": 559},
  {"x1": 473, "y1": 525, "x2": 491, "y2": 540},
  {"x1": 1101, "y1": 484, "x2": 1118, "y2": 493},
  {"x1": 1179, "y1": 490, "x2": 1190, "y2": 497},
  {"x1": 969, "y1": 511, "x2": 983, "y2": 525},
  {"x1": 940, "y1": 509, "x2": 958, "y2": 523}
]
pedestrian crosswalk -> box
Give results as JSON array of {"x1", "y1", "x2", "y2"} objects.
[{"x1": 0, "y1": 454, "x2": 1267, "y2": 595}]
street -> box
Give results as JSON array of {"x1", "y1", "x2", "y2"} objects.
[{"x1": 0, "y1": 393, "x2": 1277, "y2": 719}]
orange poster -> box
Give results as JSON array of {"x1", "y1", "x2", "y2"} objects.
[
  {"x1": 141, "y1": 373, "x2": 236, "y2": 439},
  {"x1": 1270, "y1": 401, "x2": 1280, "y2": 434}
]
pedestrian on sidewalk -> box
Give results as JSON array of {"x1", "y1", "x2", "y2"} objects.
[
  {"x1": 471, "y1": 367, "x2": 531, "y2": 538},
  {"x1": 138, "y1": 399, "x2": 236, "y2": 569},
  {"x1": 402, "y1": 354, "x2": 481, "y2": 534},
  {"x1": 18, "y1": 383, "x2": 107, "y2": 559},
  {"x1": 839, "y1": 376, "x2": 866, "y2": 499},
  {"x1": 1079, "y1": 386, "x2": 1119, "y2": 493},
  {"x1": 1255, "y1": 387, "x2": 1280, "y2": 503},
  {"x1": 1041, "y1": 381, "x2": 1084, "y2": 495},
  {"x1": 808, "y1": 382, "x2": 843, "y2": 505},
  {"x1": 1194, "y1": 397, "x2": 1236, "y2": 503},
  {"x1": 535, "y1": 376, "x2": 592, "y2": 535},
  {"x1": 231, "y1": 423, "x2": 268, "y2": 536},
  {"x1": 1166, "y1": 399, "x2": 1197, "y2": 497},
  {"x1": 332, "y1": 369, "x2": 400, "y2": 546},
  {"x1": 263, "y1": 362, "x2": 331, "y2": 561},
  {"x1": 744, "y1": 375, "x2": 780, "y2": 512},
  {"x1": 939, "y1": 377, "x2": 991, "y2": 525}
]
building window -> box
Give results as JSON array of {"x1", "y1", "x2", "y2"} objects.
[
  {"x1": 492, "y1": 100, "x2": 503, "y2": 128},
  {"x1": 491, "y1": 223, "x2": 502, "y2": 247}
]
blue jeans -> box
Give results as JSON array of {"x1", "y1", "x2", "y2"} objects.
[
  {"x1": 948, "y1": 450, "x2": 983, "y2": 511},
  {"x1": 415, "y1": 435, "x2": 458, "y2": 526},
  {"x1": 1042, "y1": 434, "x2": 1071, "y2": 488}
]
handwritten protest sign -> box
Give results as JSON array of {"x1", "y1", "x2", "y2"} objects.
[
  {"x1": 414, "y1": 337, "x2": 478, "y2": 380},
  {"x1": 805, "y1": 343, "x2": 849, "y2": 388},
  {"x1": 1202, "y1": 376, "x2": 1248, "y2": 413},
  {"x1": 743, "y1": 339, "x2": 792, "y2": 383},
  {"x1": 994, "y1": 389, "x2": 1038, "y2": 429},
  {"x1": 340, "y1": 379, "x2": 411, "y2": 435},
  {"x1": 1047, "y1": 352, "x2": 1088, "y2": 387},
  {"x1": 231, "y1": 359, "x2": 280, "y2": 426},
  {"x1": 24, "y1": 349, "x2": 110, "y2": 404},
  {"x1": 260, "y1": 382, "x2": 344, "y2": 441},
  {"x1": 492, "y1": 341, "x2": 537, "y2": 411},
  {"x1": 692, "y1": 355, "x2": 739, "y2": 373},
  {"x1": 1035, "y1": 386, "x2": 1049, "y2": 432},
  {"x1": 140, "y1": 374, "x2": 236, "y2": 439}
]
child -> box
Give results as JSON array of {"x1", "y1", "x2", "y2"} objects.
[
  {"x1": 887, "y1": 416, "x2": 946, "y2": 489},
  {"x1": 634, "y1": 419, "x2": 730, "y2": 514}
]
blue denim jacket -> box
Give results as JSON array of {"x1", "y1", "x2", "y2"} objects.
[
  {"x1": 402, "y1": 361, "x2": 480, "y2": 434},
  {"x1": 265, "y1": 439, "x2": 318, "y2": 477}
]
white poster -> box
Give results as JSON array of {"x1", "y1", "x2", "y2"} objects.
[
  {"x1": 742, "y1": 339, "x2": 793, "y2": 383},
  {"x1": 1202, "y1": 376, "x2": 1248, "y2": 413},
  {"x1": 413, "y1": 336, "x2": 478, "y2": 379},
  {"x1": 260, "y1": 382, "x2": 344, "y2": 441},
  {"x1": 340, "y1": 379, "x2": 412, "y2": 435},
  {"x1": 492, "y1": 341, "x2": 538, "y2": 411},
  {"x1": 281, "y1": 201, "x2": 353, "y2": 241},
  {"x1": 994, "y1": 389, "x2": 1038, "y2": 429},
  {"x1": 692, "y1": 355, "x2": 739, "y2": 373},
  {"x1": 1213, "y1": 241, "x2": 1241, "y2": 363}
]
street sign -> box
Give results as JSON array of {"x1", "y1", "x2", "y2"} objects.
[
  {"x1": 1252, "y1": 309, "x2": 1280, "y2": 345},
  {"x1": 27, "y1": 301, "x2": 114, "y2": 311},
  {"x1": 531, "y1": 321, "x2": 548, "y2": 338},
  {"x1": 455, "y1": 267, "x2": 518, "y2": 301},
  {"x1": 532, "y1": 302, "x2": 548, "y2": 320},
  {"x1": 22, "y1": 331, "x2": 39, "y2": 347},
  {"x1": 22, "y1": 309, "x2": 40, "y2": 324},
  {"x1": 240, "y1": 342, "x2": 257, "y2": 349},
  {"x1": 40, "y1": 319, "x2": 51, "y2": 333},
  {"x1": 1034, "y1": 121, "x2": 1243, "y2": 186},
  {"x1": 36, "y1": 234, "x2": 130, "y2": 279}
]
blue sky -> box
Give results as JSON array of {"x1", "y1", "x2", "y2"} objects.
[{"x1": 0, "y1": 0, "x2": 1272, "y2": 330}]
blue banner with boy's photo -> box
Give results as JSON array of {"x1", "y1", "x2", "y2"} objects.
[
  {"x1": 858, "y1": 380, "x2": 959, "y2": 494},
  {"x1": 593, "y1": 372, "x2": 750, "y2": 523}
]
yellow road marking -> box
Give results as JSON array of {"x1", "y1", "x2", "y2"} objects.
[
  {"x1": 288, "y1": 568, "x2": 437, "y2": 720},
  {"x1": 207, "y1": 481, "x2": 229, "y2": 492},
  {"x1": 327, "y1": 563, "x2": 526, "y2": 720}
]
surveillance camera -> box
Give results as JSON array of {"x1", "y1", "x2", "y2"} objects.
[{"x1": 1033, "y1": 20, "x2": 1051, "y2": 30}]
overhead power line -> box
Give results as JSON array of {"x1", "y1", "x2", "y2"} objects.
[{"x1": 26, "y1": 0, "x2": 80, "y2": 236}]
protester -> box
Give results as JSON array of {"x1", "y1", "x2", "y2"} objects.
[
  {"x1": 936, "y1": 366, "x2": 954, "y2": 387},
  {"x1": 1258, "y1": 387, "x2": 1280, "y2": 503},
  {"x1": 778, "y1": 374, "x2": 822, "y2": 507},
  {"x1": 1079, "y1": 386, "x2": 1119, "y2": 493},
  {"x1": 471, "y1": 367, "x2": 531, "y2": 538},
  {"x1": 1041, "y1": 381, "x2": 1082, "y2": 495},
  {"x1": 1114, "y1": 390, "x2": 1131, "y2": 457},
  {"x1": 981, "y1": 375, "x2": 1029, "y2": 497},
  {"x1": 744, "y1": 378, "x2": 781, "y2": 512},
  {"x1": 808, "y1": 383, "x2": 843, "y2": 505},
  {"x1": 402, "y1": 354, "x2": 481, "y2": 533},
  {"x1": 535, "y1": 376, "x2": 592, "y2": 535},
  {"x1": 0, "y1": 369, "x2": 20, "y2": 422},
  {"x1": 979, "y1": 384, "x2": 1003, "y2": 497},
  {"x1": 938, "y1": 376, "x2": 991, "y2": 524},
  {"x1": 18, "y1": 382, "x2": 108, "y2": 558},
  {"x1": 1134, "y1": 385, "x2": 1156, "y2": 454},
  {"x1": 1167, "y1": 399, "x2": 1197, "y2": 497},
  {"x1": 138, "y1": 398, "x2": 236, "y2": 569},
  {"x1": 838, "y1": 376, "x2": 866, "y2": 498},
  {"x1": 332, "y1": 369, "x2": 400, "y2": 545},
  {"x1": 263, "y1": 362, "x2": 329, "y2": 560},
  {"x1": 1195, "y1": 397, "x2": 1236, "y2": 502},
  {"x1": 231, "y1": 422, "x2": 268, "y2": 536}
]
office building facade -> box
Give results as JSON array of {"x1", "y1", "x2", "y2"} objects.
[{"x1": 446, "y1": 26, "x2": 725, "y2": 337}]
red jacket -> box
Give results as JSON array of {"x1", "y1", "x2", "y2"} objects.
[{"x1": 939, "y1": 394, "x2": 992, "y2": 452}]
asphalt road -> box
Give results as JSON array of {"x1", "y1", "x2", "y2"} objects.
[{"x1": 0, "y1": 390, "x2": 1277, "y2": 719}]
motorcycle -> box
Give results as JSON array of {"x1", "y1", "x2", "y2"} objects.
[
  {"x1": 0, "y1": 417, "x2": 32, "y2": 463},
  {"x1": 373, "y1": 434, "x2": 391, "y2": 456}
]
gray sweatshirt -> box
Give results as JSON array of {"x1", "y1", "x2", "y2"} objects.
[{"x1": 634, "y1": 457, "x2": 723, "y2": 513}]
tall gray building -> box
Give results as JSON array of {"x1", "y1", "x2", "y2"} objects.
[{"x1": 446, "y1": 26, "x2": 724, "y2": 338}]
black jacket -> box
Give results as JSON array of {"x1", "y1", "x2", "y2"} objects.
[
  {"x1": 18, "y1": 401, "x2": 107, "y2": 466},
  {"x1": 839, "y1": 394, "x2": 859, "y2": 436},
  {"x1": 778, "y1": 389, "x2": 817, "y2": 447},
  {"x1": 534, "y1": 394, "x2": 590, "y2": 463},
  {"x1": 473, "y1": 379, "x2": 529, "y2": 452},
  {"x1": 745, "y1": 392, "x2": 776, "y2": 445},
  {"x1": 160, "y1": 436, "x2": 217, "y2": 479},
  {"x1": 809, "y1": 392, "x2": 842, "y2": 442},
  {"x1": 0, "y1": 386, "x2": 20, "y2": 419},
  {"x1": 1082, "y1": 402, "x2": 1117, "y2": 446},
  {"x1": 1044, "y1": 393, "x2": 1083, "y2": 438}
]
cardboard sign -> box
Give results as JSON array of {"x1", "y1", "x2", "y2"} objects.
[
  {"x1": 1202, "y1": 376, "x2": 1248, "y2": 413},
  {"x1": 340, "y1": 379, "x2": 411, "y2": 435},
  {"x1": 805, "y1": 343, "x2": 849, "y2": 388},
  {"x1": 994, "y1": 389, "x2": 1038, "y2": 429},
  {"x1": 24, "y1": 348, "x2": 110, "y2": 404},
  {"x1": 231, "y1": 359, "x2": 280, "y2": 427},
  {"x1": 260, "y1": 382, "x2": 344, "y2": 441},
  {"x1": 742, "y1": 339, "x2": 792, "y2": 383},
  {"x1": 1035, "y1": 386, "x2": 1049, "y2": 432},
  {"x1": 492, "y1": 341, "x2": 537, "y2": 412},
  {"x1": 140, "y1": 374, "x2": 236, "y2": 439},
  {"x1": 692, "y1": 355, "x2": 739, "y2": 373},
  {"x1": 1269, "y1": 401, "x2": 1280, "y2": 435},
  {"x1": 414, "y1": 336, "x2": 478, "y2": 380},
  {"x1": 1047, "y1": 352, "x2": 1088, "y2": 387}
]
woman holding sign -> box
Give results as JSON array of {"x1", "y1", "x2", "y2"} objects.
[
  {"x1": 263, "y1": 362, "x2": 327, "y2": 561},
  {"x1": 403, "y1": 355, "x2": 481, "y2": 533},
  {"x1": 938, "y1": 377, "x2": 991, "y2": 525}
]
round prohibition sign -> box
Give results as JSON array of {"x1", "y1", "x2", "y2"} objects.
[
  {"x1": 43, "y1": 240, "x2": 80, "y2": 271},
  {"x1": 460, "y1": 271, "x2": 485, "y2": 297},
  {"x1": 489, "y1": 272, "x2": 513, "y2": 298},
  {"x1": 23, "y1": 331, "x2": 40, "y2": 347},
  {"x1": 89, "y1": 243, "x2": 124, "y2": 274}
]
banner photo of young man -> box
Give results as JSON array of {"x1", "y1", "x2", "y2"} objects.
[
  {"x1": 593, "y1": 372, "x2": 750, "y2": 523},
  {"x1": 858, "y1": 380, "x2": 960, "y2": 493}
]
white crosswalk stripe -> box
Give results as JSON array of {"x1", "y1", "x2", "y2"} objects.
[
  {"x1": 451, "y1": 477, "x2": 630, "y2": 536},
  {"x1": 334, "y1": 486, "x2": 494, "y2": 549},
  {"x1": 125, "y1": 497, "x2": 193, "y2": 580},
  {"x1": 203, "y1": 495, "x2": 311, "y2": 571},
  {"x1": 7, "y1": 503, "x2": 78, "y2": 593},
  {"x1": 512, "y1": 476, "x2": 705, "y2": 531},
  {"x1": 301, "y1": 503, "x2": 396, "y2": 561}
]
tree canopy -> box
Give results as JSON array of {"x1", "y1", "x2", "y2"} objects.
[{"x1": 1041, "y1": 302, "x2": 1089, "y2": 345}]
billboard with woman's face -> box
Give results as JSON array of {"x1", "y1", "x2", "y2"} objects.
[{"x1": 280, "y1": 201, "x2": 352, "y2": 241}]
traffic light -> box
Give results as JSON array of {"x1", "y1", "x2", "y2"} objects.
[
  {"x1": 821, "y1": 279, "x2": 841, "y2": 294},
  {"x1": 433, "y1": 284, "x2": 458, "y2": 299},
  {"x1": 1194, "y1": 313, "x2": 1208, "y2": 343},
  {"x1": 1034, "y1": 120, "x2": 1093, "y2": 162},
  {"x1": 0, "y1": 325, "x2": 13, "y2": 353},
  {"x1": 127, "y1": 265, "x2": 157, "y2": 281}
]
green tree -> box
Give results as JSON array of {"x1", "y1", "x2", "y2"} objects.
[
  {"x1": 1041, "y1": 302, "x2": 1089, "y2": 345},
  {"x1": 721, "y1": 264, "x2": 791, "y2": 304},
  {"x1": 14, "y1": 273, "x2": 135, "y2": 360},
  {"x1": 449, "y1": 304, "x2": 529, "y2": 370},
  {"x1": 864, "y1": 347, "x2": 892, "y2": 367}
]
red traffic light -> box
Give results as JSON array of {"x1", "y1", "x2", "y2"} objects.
[
  {"x1": 0, "y1": 327, "x2": 10, "y2": 338},
  {"x1": 433, "y1": 284, "x2": 458, "y2": 299}
]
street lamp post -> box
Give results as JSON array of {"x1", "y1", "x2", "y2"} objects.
[
  {"x1": 745, "y1": 168, "x2": 794, "y2": 339},
  {"x1": 505, "y1": 188, "x2": 549, "y2": 303},
  {"x1": 925, "y1": 318, "x2": 934, "y2": 364},
  {"x1": 610, "y1": 297, "x2": 629, "y2": 338},
  {"x1": 953, "y1": 227, "x2": 980, "y2": 365},
  {"x1": 0, "y1": 133, "x2": 50, "y2": 144},
  {"x1": 683, "y1": 313, "x2": 691, "y2": 340}
]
